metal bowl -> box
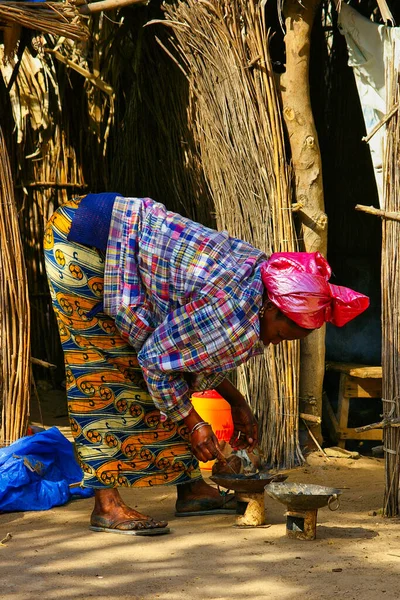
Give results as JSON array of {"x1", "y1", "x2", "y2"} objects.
[
  {"x1": 210, "y1": 472, "x2": 288, "y2": 493},
  {"x1": 266, "y1": 482, "x2": 342, "y2": 511}
]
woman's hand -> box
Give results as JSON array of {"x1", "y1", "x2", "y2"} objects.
[
  {"x1": 183, "y1": 408, "x2": 226, "y2": 464},
  {"x1": 190, "y1": 424, "x2": 226, "y2": 463},
  {"x1": 230, "y1": 403, "x2": 258, "y2": 452}
]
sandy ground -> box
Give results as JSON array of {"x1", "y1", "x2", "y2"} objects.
[{"x1": 1, "y1": 445, "x2": 400, "y2": 600}]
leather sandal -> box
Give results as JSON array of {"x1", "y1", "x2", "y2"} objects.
[{"x1": 89, "y1": 515, "x2": 170, "y2": 536}]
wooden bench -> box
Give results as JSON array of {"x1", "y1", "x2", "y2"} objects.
[{"x1": 323, "y1": 362, "x2": 383, "y2": 448}]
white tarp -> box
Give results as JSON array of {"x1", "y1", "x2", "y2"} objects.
[{"x1": 338, "y1": 3, "x2": 400, "y2": 207}]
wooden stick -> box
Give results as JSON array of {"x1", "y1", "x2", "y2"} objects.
[
  {"x1": 44, "y1": 49, "x2": 113, "y2": 95},
  {"x1": 299, "y1": 412, "x2": 321, "y2": 424},
  {"x1": 281, "y1": 0, "x2": 327, "y2": 448},
  {"x1": 291, "y1": 202, "x2": 304, "y2": 212},
  {"x1": 31, "y1": 357, "x2": 57, "y2": 369},
  {"x1": 381, "y1": 55, "x2": 400, "y2": 515},
  {"x1": 362, "y1": 102, "x2": 399, "y2": 144},
  {"x1": 302, "y1": 419, "x2": 330, "y2": 460},
  {"x1": 0, "y1": 533, "x2": 12, "y2": 545},
  {"x1": 79, "y1": 0, "x2": 148, "y2": 15},
  {"x1": 16, "y1": 181, "x2": 88, "y2": 189},
  {"x1": 355, "y1": 204, "x2": 400, "y2": 222},
  {"x1": 355, "y1": 417, "x2": 400, "y2": 433},
  {"x1": 355, "y1": 420, "x2": 384, "y2": 432}
]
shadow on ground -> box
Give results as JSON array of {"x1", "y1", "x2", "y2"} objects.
[{"x1": 1, "y1": 455, "x2": 399, "y2": 600}]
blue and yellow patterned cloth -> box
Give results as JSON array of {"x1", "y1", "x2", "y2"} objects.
[{"x1": 44, "y1": 198, "x2": 201, "y2": 488}]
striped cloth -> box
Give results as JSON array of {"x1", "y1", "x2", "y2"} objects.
[{"x1": 104, "y1": 197, "x2": 267, "y2": 422}]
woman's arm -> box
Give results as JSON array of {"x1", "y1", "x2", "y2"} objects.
[
  {"x1": 215, "y1": 378, "x2": 248, "y2": 407},
  {"x1": 215, "y1": 378, "x2": 259, "y2": 452},
  {"x1": 137, "y1": 294, "x2": 260, "y2": 423}
]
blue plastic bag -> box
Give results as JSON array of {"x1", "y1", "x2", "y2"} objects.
[{"x1": 0, "y1": 427, "x2": 93, "y2": 512}]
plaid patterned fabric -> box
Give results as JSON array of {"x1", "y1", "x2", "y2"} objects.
[{"x1": 104, "y1": 197, "x2": 267, "y2": 422}]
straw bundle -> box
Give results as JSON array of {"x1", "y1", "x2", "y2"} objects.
[
  {"x1": 162, "y1": 0, "x2": 301, "y2": 467},
  {"x1": 382, "y1": 43, "x2": 400, "y2": 517},
  {"x1": 108, "y1": 5, "x2": 213, "y2": 225},
  {"x1": 0, "y1": 127, "x2": 31, "y2": 446},
  {"x1": 0, "y1": 1, "x2": 88, "y2": 41},
  {"x1": 1, "y1": 42, "x2": 89, "y2": 384}
]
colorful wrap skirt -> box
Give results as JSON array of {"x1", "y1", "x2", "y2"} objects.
[{"x1": 43, "y1": 198, "x2": 202, "y2": 488}]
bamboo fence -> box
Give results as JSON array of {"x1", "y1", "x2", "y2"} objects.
[
  {"x1": 0, "y1": 127, "x2": 31, "y2": 446},
  {"x1": 382, "y1": 42, "x2": 400, "y2": 517},
  {"x1": 161, "y1": 0, "x2": 301, "y2": 467}
]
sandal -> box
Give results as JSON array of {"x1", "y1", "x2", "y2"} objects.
[
  {"x1": 175, "y1": 492, "x2": 237, "y2": 517},
  {"x1": 89, "y1": 515, "x2": 170, "y2": 536}
]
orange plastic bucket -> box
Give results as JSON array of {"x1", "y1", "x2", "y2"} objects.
[{"x1": 191, "y1": 390, "x2": 234, "y2": 471}]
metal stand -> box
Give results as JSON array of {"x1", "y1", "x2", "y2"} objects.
[
  {"x1": 235, "y1": 491, "x2": 266, "y2": 527},
  {"x1": 285, "y1": 508, "x2": 318, "y2": 540}
]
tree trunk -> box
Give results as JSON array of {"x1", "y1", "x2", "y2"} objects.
[{"x1": 280, "y1": 0, "x2": 326, "y2": 445}]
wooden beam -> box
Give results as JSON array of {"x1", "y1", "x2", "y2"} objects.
[
  {"x1": 326, "y1": 362, "x2": 382, "y2": 379},
  {"x1": 78, "y1": 0, "x2": 149, "y2": 15},
  {"x1": 339, "y1": 429, "x2": 383, "y2": 441}
]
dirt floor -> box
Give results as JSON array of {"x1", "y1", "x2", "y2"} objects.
[{"x1": 1, "y1": 427, "x2": 400, "y2": 600}]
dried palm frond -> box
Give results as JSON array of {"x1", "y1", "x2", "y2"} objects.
[
  {"x1": 3, "y1": 22, "x2": 21, "y2": 58},
  {"x1": 161, "y1": 0, "x2": 301, "y2": 468},
  {"x1": 109, "y1": 5, "x2": 214, "y2": 224},
  {"x1": 0, "y1": 1, "x2": 89, "y2": 41}
]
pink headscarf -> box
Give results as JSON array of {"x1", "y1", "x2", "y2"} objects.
[{"x1": 260, "y1": 252, "x2": 370, "y2": 329}]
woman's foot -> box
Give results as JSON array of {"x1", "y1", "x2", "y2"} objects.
[
  {"x1": 175, "y1": 478, "x2": 236, "y2": 516},
  {"x1": 90, "y1": 488, "x2": 169, "y2": 535}
]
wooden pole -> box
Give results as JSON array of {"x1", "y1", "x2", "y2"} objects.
[
  {"x1": 78, "y1": 0, "x2": 148, "y2": 15},
  {"x1": 280, "y1": 0, "x2": 326, "y2": 445},
  {"x1": 381, "y1": 52, "x2": 400, "y2": 517}
]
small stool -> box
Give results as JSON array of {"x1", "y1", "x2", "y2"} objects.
[
  {"x1": 235, "y1": 492, "x2": 266, "y2": 527},
  {"x1": 286, "y1": 508, "x2": 318, "y2": 540},
  {"x1": 324, "y1": 362, "x2": 382, "y2": 448}
]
